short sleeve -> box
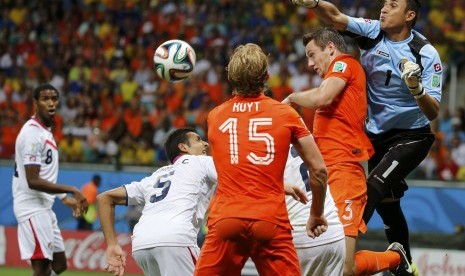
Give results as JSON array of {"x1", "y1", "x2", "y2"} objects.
[
  {"x1": 346, "y1": 17, "x2": 381, "y2": 39},
  {"x1": 125, "y1": 175, "x2": 154, "y2": 206},
  {"x1": 419, "y1": 44, "x2": 442, "y2": 102},
  {"x1": 284, "y1": 105, "x2": 311, "y2": 142},
  {"x1": 21, "y1": 128, "x2": 43, "y2": 166},
  {"x1": 325, "y1": 57, "x2": 354, "y2": 82}
]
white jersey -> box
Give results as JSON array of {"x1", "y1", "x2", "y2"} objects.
[
  {"x1": 12, "y1": 117, "x2": 59, "y2": 222},
  {"x1": 285, "y1": 146, "x2": 345, "y2": 248},
  {"x1": 125, "y1": 155, "x2": 217, "y2": 252}
]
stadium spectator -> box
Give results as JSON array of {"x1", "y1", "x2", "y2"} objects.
[
  {"x1": 96, "y1": 131, "x2": 119, "y2": 164},
  {"x1": 450, "y1": 135, "x2": 465, "y2": 167},
  {"x1": 437, "y1": 149, "x2": 459, "y2": 181},
  {"x1": 445, "y1": 117, "x2": 465, "y2": 148},
  {"x1": 77, "y1": 174, "x2": 102, "y2": 231},
  {"x1": 134, "y1": 140, "x2": 155, "y2": 166},
  {"x1": 438, "y1": 108, "x2": 453, "y2": 134},
  {"x1": 153, "y1": 115, "x2": 175, "y2": 164},
  {"x1": 58, "y1": 132, "x2": 84, "y2": 163}
]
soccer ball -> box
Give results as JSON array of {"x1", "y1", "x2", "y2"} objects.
[{"x1": 153, "y1": 39, "x2": 196, "y2": 82}]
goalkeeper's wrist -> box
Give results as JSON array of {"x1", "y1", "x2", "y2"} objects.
[
  {"x1": 413, "y1": 87, "x2": 426, "y2": 99},
  {"x1": 408, "y1": 83, "x2": 424, "y2": 97},
  {"x1": 408, "y1": 83, "x2": 426, "y2": 100}
]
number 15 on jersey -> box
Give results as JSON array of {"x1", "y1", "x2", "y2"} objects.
[{"x1": 219, "y1": 117, "x2": 275, "y2": 165}]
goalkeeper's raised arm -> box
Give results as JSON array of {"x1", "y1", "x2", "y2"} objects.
[
  {"x1": 292, "y1": 0, "x2": 349, "y2": 30},
  {"x1": 290, "y1": 1, "x2": 442, "y2": 276}
]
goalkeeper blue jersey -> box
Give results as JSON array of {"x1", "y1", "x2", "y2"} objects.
[{"x1": 345, "y1": 17, "x2": 443, "y2": 134}]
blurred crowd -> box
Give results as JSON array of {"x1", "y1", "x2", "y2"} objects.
[
  {"x1": 0, "y1": 0, "x2": 464, "y2": 180},
  {"x1": 416, "y1": 107, "x2": 465, "y2": 181}
]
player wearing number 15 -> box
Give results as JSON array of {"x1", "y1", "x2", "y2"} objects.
[
  {"x1": 12, "y1": 83, "x2": 88, "y2": 276},
  {"x1": 195, "y1": 43, "x2": 328, "y2": 275}
]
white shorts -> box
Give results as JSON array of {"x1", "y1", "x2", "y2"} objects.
[
  {"x1": 17, "y1": 210, "x2": 65, "y2": 260},
  {"x1": 296, "y1": 238, "x2": 346, "y2": 276},
  {"x1": 132, "y1": 246, "x2": 199, "y2": 276}
]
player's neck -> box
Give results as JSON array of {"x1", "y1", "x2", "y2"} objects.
[
  {"x1": 385, "y1": 28, "x2": 411, "y2": 42},
  {"x1": 172, "y1": 154, "x2": 183, "y2": 163},
  {"x1": 32, "y1": 115, "x2": 53, "y2": 128}
]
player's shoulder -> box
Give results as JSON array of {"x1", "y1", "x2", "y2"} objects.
[
  {"x1": 24, "y1": 119, "x2": 41, "y2": 129},
  {"x1": 135, "y1": 164, "x2": 174, "y2": 184},
  {"x1": 411, "y1": 30, "x2": 430, "y2": 45},
  {"x1": 176, "y1": 154, "x2": 213, "y2": 166},
  {"x1": 170, "y1": 155, "x2": 215, "y2": 178},
  {"x1": 349, "y1": 16, "x2": 380, "y2": 27},
  {"x1": 207, "y1": 100, "x2": 230, "y2": 120},
  {"x1": 261, "y1": 96, "x2": 296, "y2": 111},
  {"x1": 337, "y1": 54, "x2": 358, "y2": 63},
  {"x1": 410, "y1": 30, "x2": 434, "y2": 53},
  {"x1": 333, "y1": 54, "x2": 362, "y2": 70},
  {"x1": 18, "y1": 119, "x2": 44, "y2": 137}
]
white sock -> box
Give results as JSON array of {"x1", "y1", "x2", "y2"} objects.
[{"x1": 50, "y1": 270, "x2": 58, "y2": 276}]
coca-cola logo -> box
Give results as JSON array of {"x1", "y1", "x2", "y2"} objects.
[
  {"x1": 416, "y1": 253, "x2": 465, "y2": 276},
  {"x1": 64, "y1": 232, "x2": 132, "y2": 271}
]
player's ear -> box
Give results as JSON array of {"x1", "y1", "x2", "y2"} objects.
[
  {"x1": 328, "y1": 41, "x2": 336, "y2": 56},
  {"x1": 405, "y1": 10, "x2": 416, "y2": 25},
  {"x1": 178, "y1": 142, "x2": 188, "y2": 154}
]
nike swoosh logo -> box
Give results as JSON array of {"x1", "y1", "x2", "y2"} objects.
[
  {"x1": 342, "y1": 223, "x2": 353, "y2": 227},
  {"x1": 405, "y1": 264, "x2": 413, "y2": 273}
]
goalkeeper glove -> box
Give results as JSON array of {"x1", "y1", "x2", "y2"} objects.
[
  {"x1": 401, "y1": 58, "x2": 424, "y2": 98},
  {"x1": 291, "y1": 0, "x2": 320, "y2": 8}
]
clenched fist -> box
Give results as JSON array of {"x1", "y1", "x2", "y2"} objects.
[
  {"x1": 401, "y1": 58, "x2": 423, "y2": 97},
  {"x1": 291, "y1": 0, "x2": 320, "y2": 8}
]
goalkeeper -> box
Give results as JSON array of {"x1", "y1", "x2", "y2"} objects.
[{"x1": 291, "y1": 0, "x2": 442, "y2": 275}]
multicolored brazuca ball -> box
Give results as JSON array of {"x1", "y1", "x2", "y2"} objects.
[{"x1": 153, "y1": 39, "x2": 197, "y2": 82}]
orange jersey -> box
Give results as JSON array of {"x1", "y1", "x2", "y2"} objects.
[
  {"x1": 207, "y1": 94, "x2": 310, "y2": 229},
  {"x1": 313, "y1": 54, "x2": 374, "y2": 166},
  {"x1": 82, "y1": 181, "x2": 98, "y2": 205}
]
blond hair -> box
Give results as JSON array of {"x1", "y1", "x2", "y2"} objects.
[{"x1": 227, "y1": 43, "x2": 268, "y2": 97}]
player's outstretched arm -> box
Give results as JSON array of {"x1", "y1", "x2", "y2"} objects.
[
  {"x1": 97, "y1": 187, "x2": 128, "y2": 275},
  {"x1": 292, "y1": 135, "x2": 328, "y2": 238},
  {"x1": 283, "y1": 77, "x2": 346, "y2": 109},
  {"x1": 292, "y1": 0, "x2": 349, "y2": 31},
  {"x1": 25, "y1": 165, "x2": 89, "y2": 213}
]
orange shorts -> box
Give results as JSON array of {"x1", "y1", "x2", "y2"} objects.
[
  {"x1": 327, "y1": 161, "x2": 367, "y2": 237},
  {"x1": 195, "y1": 218, "x2": 300, "y2": 276}
]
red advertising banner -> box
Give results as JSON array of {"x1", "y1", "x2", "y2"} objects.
[{"x1": 0, "y1": 226, "x2": 142, "y2": 274}]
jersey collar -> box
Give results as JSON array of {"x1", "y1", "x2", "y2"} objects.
[{"x1": 31, "y1": 116, "x2": 51, "y2": 131}]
